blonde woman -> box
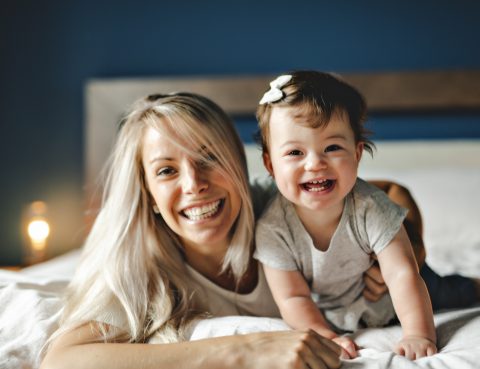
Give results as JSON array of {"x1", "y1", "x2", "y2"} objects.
[{"x1": 40, "y1": 92, "x2": 342, "y2": 369}]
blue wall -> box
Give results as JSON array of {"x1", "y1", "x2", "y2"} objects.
[{"x1": 1, "y1": 0, "x2": 480, "y2": 264}]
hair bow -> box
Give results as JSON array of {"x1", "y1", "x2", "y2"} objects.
[{"x1": 259, "y1": 75, "x2": 293, "y2": 105}]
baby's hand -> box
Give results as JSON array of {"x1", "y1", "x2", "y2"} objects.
[
  {"x1": 394, "y1": 335, "x2": 437, "y2": 360},
  {"x1": 332, "y1": 335, "x2": 357, "y2": 359}
]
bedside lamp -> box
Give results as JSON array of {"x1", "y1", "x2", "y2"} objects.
[{"x1": 24, "y1": 201, "x2": 50, "y2": 265}]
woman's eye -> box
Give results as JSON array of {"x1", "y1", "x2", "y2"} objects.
[
  {"x1": 205, "y1": 152, "x2": 217, "y2": 162},
  {"x1": 157, "y1": 167, "x2": 177, "y2": 176},
  {"x1": 287, "y1": 150, "x2": 303, "y2": 156},
  {"x1": 325, "y1": 144, "x2": 341, "y2": 153},
  {"x1": 198, "y1": 152, "x2": 218, "y2": 168}
]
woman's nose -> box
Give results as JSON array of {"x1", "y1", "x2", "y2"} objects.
[
  {"x1": 304, "y1": 153, "x2": 327, "y2": 171},
  {"x1": 181, "y1": 164, "x2": 209, "y2": 194}
]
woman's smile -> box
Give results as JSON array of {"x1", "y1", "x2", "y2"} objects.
[{"x1": 180, "y1": 198, "x2": 225, "y2": 222}]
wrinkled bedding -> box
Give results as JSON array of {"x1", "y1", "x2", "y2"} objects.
[{"x1": 1, "y1": 262, "x2": 479, "y2": 369}]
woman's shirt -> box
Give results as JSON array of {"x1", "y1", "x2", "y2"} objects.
[{"x1": 187, "y1": 262, "x2": 280, "y2": 318}]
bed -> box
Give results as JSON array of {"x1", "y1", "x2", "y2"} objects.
[{"x1": 1, "y1": 71, "x2": 480, "y2": 369}]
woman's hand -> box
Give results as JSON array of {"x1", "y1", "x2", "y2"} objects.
[
  {"x1": 363, "y1": 259, "x2": 388, "y2": 302},
  {"x1": 394, "y1": 335, "x2": 437, "y2": 360},
  {"x1": 242, "y1": 329, "x2": 342, "y2": 369}
]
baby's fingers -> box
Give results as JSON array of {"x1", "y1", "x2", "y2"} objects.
[
  {"x1": 333, "y1": 336, "x2": 357, "y2": 359},
  {"x1": 427, "y1": 345, "x2": 438, "y2": 356},
  {"x1": 394, "y1": 339, "x2": 437, "y2": 360}
]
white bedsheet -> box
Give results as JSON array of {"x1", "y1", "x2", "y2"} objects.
[
  {"x1": 2, "y1": 264, "x2": 478, "y2": 369},
  {"x1": 189, "y1": 307, "x2": 480, "y2": 368}
]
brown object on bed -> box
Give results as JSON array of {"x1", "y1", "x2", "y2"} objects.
[{"x1": 369, "y1": 180, "x2": 426, "y2": 268}]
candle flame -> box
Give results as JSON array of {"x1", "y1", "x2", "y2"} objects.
[{"x1": 27, "y1": 218, "x2": 50, "y2": 251}]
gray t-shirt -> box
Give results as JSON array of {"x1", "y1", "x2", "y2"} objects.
[{"x1": 254, "y1": 178, "x2": 407, "y2": 331}]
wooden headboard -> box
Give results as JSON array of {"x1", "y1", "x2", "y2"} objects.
[{"x1": 84, "y1": 69, "x2": 480, "y2": 210}]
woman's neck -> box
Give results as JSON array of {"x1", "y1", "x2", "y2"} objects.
[
  {"x1": 185, "y1": 246, "x2": 258, "y2": 294},
  {"x1": 184, "y1": 244, "x2": 226, "y2": 281}
]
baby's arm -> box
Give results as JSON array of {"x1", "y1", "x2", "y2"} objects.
[
  {"x1": 376, "y1": 225, "x2": 437, "y2": 360},
  {"x1": 262, "y1": 265, "x2": 357, "y2": 359}
]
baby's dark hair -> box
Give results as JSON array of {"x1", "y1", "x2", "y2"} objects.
[{"x1": 256, "y1": 70, "x2": 375, "y2": 155}]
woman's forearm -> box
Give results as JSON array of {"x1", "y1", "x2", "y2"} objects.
[
  {"x1": 40, "y1": 323, "x2": 245, "y2": 369},
  {"x1": 42, "y1": 337, "x2": 242, "y2": 369},
  {"x1": 41, "y1": 323, "x2": 342, "y2": 369}
]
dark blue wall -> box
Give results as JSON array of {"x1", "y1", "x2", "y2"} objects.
[{"x1": 1, "y1": 0, "x2": 480, "y2": 264}]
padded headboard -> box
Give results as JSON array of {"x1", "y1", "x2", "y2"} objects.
[{"x1": 84, "y1": 70, "x2": 480, "y2": 210}]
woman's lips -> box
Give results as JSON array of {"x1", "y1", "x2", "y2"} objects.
[{"x1": 181, "y1": 199, "x2": 224, "y2": 221}]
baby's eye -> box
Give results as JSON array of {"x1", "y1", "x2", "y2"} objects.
[
  {"x1": 287, "y1": 150, "x2": 303, "y2": 156},
  {"x1": 325, "y1": 145, "x2": 342, "y2": 153},
  {"x1": 157, "y1": 167, "x2": 177, "y2": 177}
]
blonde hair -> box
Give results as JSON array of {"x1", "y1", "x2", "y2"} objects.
[
  {"x1": 54, "y1": 92, "x2": 254, "y2": 344},
  {"x1": 256, "y1": 70, "x2": 374, "y2": 155}
]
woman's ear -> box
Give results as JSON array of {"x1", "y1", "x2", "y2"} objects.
[{"x1": 263, "y1": 152, "x2": 275, "y2": 177}]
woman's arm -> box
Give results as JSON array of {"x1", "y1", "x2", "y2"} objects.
[
  {"x1": 40, "y1": 321, "x2": 342, "y2": 369},
  {"x1": 376, "y1": 226, "x2": 436, "y2": 359}
]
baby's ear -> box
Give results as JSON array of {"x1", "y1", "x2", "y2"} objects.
[
  {"x1": 356, "y1": 142, "x2": 364, "y2": 162},
  {"x1": 262, "y1": 152, "x2": 275, "y2": 177}
]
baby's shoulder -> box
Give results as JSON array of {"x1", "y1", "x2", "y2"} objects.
[
  {"x1": 257, "y1": 194, "x2": 296, "y2": 230},
  {"x1": 351, "y1": 179, "x2": 395, "y2": 217}
]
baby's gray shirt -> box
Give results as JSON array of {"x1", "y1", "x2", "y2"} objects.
[{"x1": 254, "y1": 178, "x2": 407, "y2": 330}]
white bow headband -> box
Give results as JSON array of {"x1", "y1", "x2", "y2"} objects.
[{"x1": 259, "y1": 75, "x2": 292, "y2": 105}]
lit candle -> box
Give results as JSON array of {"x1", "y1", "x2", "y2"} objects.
[
  {"x1": 24, "y1": 201, "x2": 50, "y2": 264},
  {"x1": 27, "y1": 217, "x2": 50, "y2": 251}
]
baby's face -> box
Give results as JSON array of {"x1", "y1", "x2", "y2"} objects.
[{"x1": 263, "y1": 106, "x2": 363, "y2": 214}]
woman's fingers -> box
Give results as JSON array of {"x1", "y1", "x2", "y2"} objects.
[
  {"x1": 245, "y1": 330, "x2": 342, "y2": 369},
  {"x1": 364, "y1": 262, "x2": 384, "y2": 284},
  {"x1": 363, "y1": 263, "x2": 388, "y2": 301},
  {"x1": 305, "y1": 331, "x2": 342, "y2": 369}
]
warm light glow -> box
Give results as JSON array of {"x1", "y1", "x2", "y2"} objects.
[{"x1": 27, "y1": 218, "x2": 50, "y2": 250}]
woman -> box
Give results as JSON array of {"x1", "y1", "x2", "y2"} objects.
[{"x1": 40, "y1": 92, "x2": 342, "y2": 369}]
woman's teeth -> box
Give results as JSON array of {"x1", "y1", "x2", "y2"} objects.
[
  {"x1": 183, "y1": 200, "x2": 221, "y2": 221},
  {"x1": 303, "y1": 179, "x2": 332, "y2": 192}
]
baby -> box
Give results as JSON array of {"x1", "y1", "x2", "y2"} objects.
[{"x1": 254, "y1": 71, "x2": 437, "y2": 359}]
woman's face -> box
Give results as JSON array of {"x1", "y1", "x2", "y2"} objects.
[{"x1": 142, "y1": 123, "x2": 242, "y2": 257}]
